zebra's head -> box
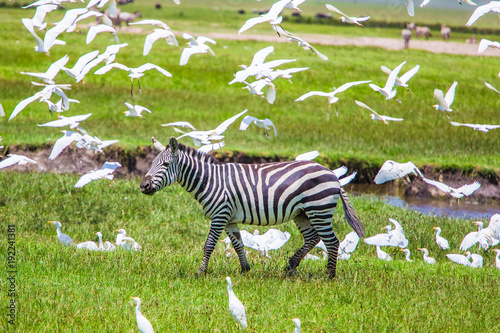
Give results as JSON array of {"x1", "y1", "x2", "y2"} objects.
[{"x1": 140, "y1": 136, "x2": 180, "y2": 195}]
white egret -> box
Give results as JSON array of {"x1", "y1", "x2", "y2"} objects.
[
  {"x1": 48, "y1": 221, "x2": 74, "y2": 245},
  {"x1": 273, "y1": 26, "x2": 328, "y2": 60},
  {"x1": 130, "y1": 297, "x2": 155, "y2": 333},
  {"x1": 373, "y1": 160, "x2": 423, "y2": 184},
  {"x1": 24, "y1": 4, "x2": 58, "y2": 30},
  {"x1": 337, "y1": 231, "x2": 360, "y2": 260},
  {"x1": 422, "y1": 177, "x2": 481, "y2": 200},
  {"x1": 22, "y1": 18, "x2": 66, "y2": 54},
  {"x1": 94, "y1": 62, "x2": 172, "y2": 97},
  {"x1": 295, "y1": 80, "x2": 371, "y2": 118},
  {"x1": 130, "y1": 19, "x2": 171, "y2": 30},
  {"x1": 417, "y1": 248, "x2": 436, "y2": 264},
  {"x1": 75, "y1": 128, "x2": 119, "y2": 154},
  {"x1": 76, "y1": 236, "x2": 99, "y2": 250},
  {"x1": 400, "y1": 248, "x2": 412, "y2": 262},
  {"x1": 286, "y1": 0, "x2": 307, "y2": 12},
  {"x1": 450, "y1": 121, "x2": 500, "y2": 133},
  {"x1": 121, "y1": 236, "x2": 142, "y2": 251},
  {"x1": 239, "y1": 115, "x2": 277, "y2": 138},
  {"x1": 123, "y1": 103, "x2": 151, "y2": 118},
  {"x1": 478, "y1": 39, "x2": 500, "y2": 54},
  {"x1": 420, "y1": 0, "x2": 431, "y2": 7},
  {"x1": 86, "y1": 24, "x2": 119, "y2": 44},
  {"x1": 364, "y1": 218, "x2": 408, "y2": 248},
  {"x1": 179, "y1": 33, "x2": 216, "y2": 66},
  {"x1": 74, "y1": 161, "x2": 121, "y2": 188},
  {"x1": 295, "y1": 151, "x2": 319, "y2": 161},
  {"x1": 325, "y1": 4, "x2": 371, "y2": 25},
  {"x1": 76, "y1": 43, "x2": 129, "y2": 82},
  {"x1": 266, "y1": 67, "x2": 309, "y2": 84},
  {"x1": 433, "y1": 227, "x2": 450, "y2": 250},
  {"x1": 242, "y1": 79, "x2": 276, "y2": 104},
  {"x1": 465, "y1": 1, "x2": 500, "y2": 27},
  {"x1": 38, "y1": 113, "x2": 92, "y2": 129},
  {"x1": 376, "y1": 245, "x2": 392, "y2": 261},
  {"x1": 60, "y1": 51, "x2": 100, "y2": 82},
  {"x1": 460, "y1": 221, "x2": 500, "y2": 251},
  {"x1": 493, "y1": 249, "x2": 500, "y2": 270},
  {"x1": 433, "y1": 81, "x2": 458, "y2": 115},
  {"x1": 447, "y1": 251, "x2": 471, "y2": 266},
  {"x1": 332, "y1": 165, "x2": 348, "y2": 178},
  {"x1": 369, "y1": 61, "x2": 406, "y2": 101},
  {"x1": 198, "y1": 141, "x2": 225, "y2": 154},
  {"x1": 238, "y1": 0, "x2": 290, "y2": 35},
  {"x1": 47, "y1": 130, "x2": 83, "y2": 160},
  {"x1": 226, "y1": 277, "x2": 247, "y2": 329},
  {"x1": 20, "y1": 54, "x2": 69, "y2": 84},
  {"x1": 142, "y1": 29, "x2": 178, "y2": 56},
  {"x1": 406, "y1": 0, "x2": 415, "y2": 16},
  {"x1": 161, "y1": 121, "x2": 197, "y2": 131},
  {"x1": 114, "y1": 229, "x2": 127, "y2": 245},
  {"x1": 470, "y1": 254, "x2": 483, "y2": 268},
  {"x1": 291, "y1": 318, "x2": 301, "y2": 333},
  {"x1": 355, "y1": 100, "x2": 402, "y2": 125},
  {"x1": 380, "y1": 64, "x2": 420, "y2": 90},
  {"x1": 0, "y1": 154, "x2": 37, "y2": 169}
]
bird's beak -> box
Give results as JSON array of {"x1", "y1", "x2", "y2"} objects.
[
  {"x1": 417, "y1": 248, "x2": 422, "y2": 250},
  {"x1": 432, "y1": 227, "x2": 437, "y2": 230},
  {"x1": 48, "y1": 221, "x2": 54, "y2": 224},
  {"x1": 114, "y1": 230, "x2": 119, "y2": 232},
  {"x1": 399, "y1": 249, "x2": 404, "y2": 252}
]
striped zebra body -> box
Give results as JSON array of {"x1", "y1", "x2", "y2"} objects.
[{"x1": 141, "y1": 137, "x2": 364, "y2": 279}]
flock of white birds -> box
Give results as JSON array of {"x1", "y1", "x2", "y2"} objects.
[{"x1": 3, "y1": 0, "x2": 500, "y2": 331}]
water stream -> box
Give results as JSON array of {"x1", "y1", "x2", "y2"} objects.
[{"x1": 345, "y1": 182, "x2": 500, "y2": 220}]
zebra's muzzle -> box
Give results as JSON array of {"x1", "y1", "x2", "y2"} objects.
[{"x1": 140, "y1": 176, "x2": 156, "y2": 195}]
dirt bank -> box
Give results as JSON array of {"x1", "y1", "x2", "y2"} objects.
[{"x1": 3, "y1": 145, "x2": 499, "y2": 203}]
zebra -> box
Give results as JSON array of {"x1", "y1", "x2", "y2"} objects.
[{"x1": 140, "y1": 137, "x2": 364, "y2": 279}]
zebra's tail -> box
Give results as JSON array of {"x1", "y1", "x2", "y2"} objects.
[{"x1": 339, "y1": 187, "x2": 364, "y2": 238}]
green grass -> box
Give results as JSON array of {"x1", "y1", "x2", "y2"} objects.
[{"x1": 2, "y1": 172, "x2": 500, "y2": 332}]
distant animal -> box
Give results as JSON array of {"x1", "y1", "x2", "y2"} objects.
[
  {"x1": 315, "y1": 12, "x2": 332, "y2": 19},
  {"x1": 406, "y1": 22, "x2": 416, "y2": 30},
  {"x1": 415, "y1": 26, "x2": 431, "y2": 39},
  {"x1": 118, "y1": 10, "x2": 142, "y2": 26},
  {"x1": 140, "y1": 136, "x2": 365, "y2": 279},
  {"x1": 441, "y1": 24, "x2": 451, "y2": 40},
  {"x1": 466, "y1": 34, "x2": 476, "y2": 44},
  {"x1": 155, "y1": 3, "x2": 162, "y2": 9},
  {"x1": 237, "y1": 9, "x2": 245, "y2": 14},
  {"x1": 401, "y1": 29, "x2": 412, "y2": 49}
]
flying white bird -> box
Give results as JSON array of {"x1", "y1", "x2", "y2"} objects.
[
  {"x1": 460, "y1": 221, "x2": 500, "y2": 251},
  {"x1": 400, "y1": 248, "x2": 412, "y2": 262},
  {"x1": 465, "y1": 1, "x2": 500, "y2": 27},
  {"x1": 242, "y1": 79, "x2": 277, "y2": 104},
  {"x1": 355, "y1": 100, "x2": 401, "y2": 125},
  {"x1": 325, "y1": 4, "x2": 371, "y2": 25},
  {"x1": 296, "y1": 80, "x2": 371, "y2": 118},
  {"x1": 24, "y1": 4, "x2": 58, "y2": 30},
  {"x1": 273, "y1": 25, "x2": 328, "y2": 60},
  {"x1": 433, "y1": 227, "x2": 450, "y2": 250},
  {"x1": 198, "y1": 141, "x2": 225, "y2": 154},
  {"x1": 376, "y1": 245, "x2": 392, "y2": 261},
  {"x1": 420, "y1": 0, "x2": 431, "y2": 8},
  {"x1": 446, "y1": 251, "x2": 471, "y2": 266},
  {"x1": 86, "y1": 24, "x2": 119, "y2": 44},
  {"x1": 477, "y1": 39, "x2": 500, "y2": 54},
  {"x1": 373, "y1": 160, "x2": 423, "y2": 184},
  {"x1": 161, "y1": 121, "x2": 197, "y2": 131},
  {"x1": 20, "y1": 54, "x2": 69, "y2": 84},
  {"x1": 266, "y1": 67, "x2": 309, "y2": 84},
  {"x1": 74, "y1": 161, "x2": 121, "y2": 188},
  {"x1": 47, "y1": 131, "x2": 83, "y2": 160},
  {"x1": 130, "y1": 19, "x2": 171, "y2": 30},
  {"x1": 123, "y1": 103, "x2": 151, "y2": 118},
  {"x1": 239, "y1": 115, "x2": 277, "y2": 138},
  {"x1": 22, "y1": 18, "x2": 66, "y2": 54},
  {"x1": 433, "y1": 81, "x2": 458, "y2": 114},
  {"x1": 179, "y1": 33, "x2": 216, "y2": 66},
  {"x1": 48, "y1": 221, "x2": 74, "y2": 245},
  {"x1": 380, "y1": 64, "x2": 419, "y2": 90},
  {"x1": 422, "y1": 177, "x2": 481, "y2": 199},
  {"x1": 364, "y1": 218, "x2": 408, "y2": 248},
  {"x1": 226, "y1": 277, "x2": 247, "y2": 329},
  {"x1": 38, "y1": 113, "x2": 92, "y2": 129},
  {"x1": 418, "y1": 248, "x2": 436, "y2": 264},
  {"x1": 75, "y1": 129, "x2": 119, "y2": 154},
  {"x1": 369, "y1": 61, "x2": 406, "y2": 101},
  {"x1": 142, "y1": 29, "x2": 178, "y2": 56},
  {"x1": 60, "y1": 50, "x2": 100, "y2": 81},
  {"x1": 406, "y1": 0, "x2": 415, "y2": 16},
  {"x1": 94, "y1": 62, "x2": 172, "y2": 97},
  {"x1": 0, "y1": 154, "x2": 37, "y2": 169},
  {"x1": 450, "y1": 121, "x2": 500, "y2": 133},
  {"x1": 238, "y1": 0, "x2": 291, "y2": 35},
  {"x1": 130, "y1": 297, "x2": 155, "y2": 333},
  {"x1": 295, "y1": 151, "x2": 319, "y2": 161}
]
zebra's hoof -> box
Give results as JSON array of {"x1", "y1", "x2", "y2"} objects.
[
  {"x1": 195, "y1": 269, "x2": 206, "y2": 277},
  {"x1": 240, "y1": 265, "x2": 251, "y2": 274},
  {"x1": 285, "y1": 267, "x2": 297, "y2": 277}
]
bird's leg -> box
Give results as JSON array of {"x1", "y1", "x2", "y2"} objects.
[
  {"x1": 395, "y1": 98, "x2": 402, "y2": 104},
  {"x1": 138, "y1": 79, "x2": 142, "y2": 94},
  {"x1": 446, "y1": 113, "x2": 451, "y2": 121},
  {"x1": 130, "y1": 81, "x2": 134, "y2": 99},
  {"x1": 335, "y1": 103, "x2": 339, "y2": 117},
  {"x1": 326, "y1": 105, "x2": 331, "y2": 121},
  {"x1": 264, "y1": 129, "x2": 270, "y2": 139}
]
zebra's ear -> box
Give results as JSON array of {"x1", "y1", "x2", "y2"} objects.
[
  {"x1": 169, "y1": 136, "x2": 179, "y2": 154},
  {"x1": 152, "y1": 137, "x2": 165, "y2": 152}
]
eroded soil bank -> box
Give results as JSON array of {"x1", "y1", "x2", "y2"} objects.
[{"x1": 2, "y1": 144, "x2": 499, "y2": 203}]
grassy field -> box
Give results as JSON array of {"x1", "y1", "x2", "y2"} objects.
[{"x1": 1, "y1": 172, "x2": 500, "y2": 332}]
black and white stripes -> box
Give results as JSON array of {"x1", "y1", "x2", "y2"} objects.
[{"x1": 140, "y1": 137, "x2": 364, "y2": 279}]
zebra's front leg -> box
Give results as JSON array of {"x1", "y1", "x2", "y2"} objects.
[
  {"x1": 197, "y1": 218, "x2": 227, "y2": 276},
  {"x1": 225, "y1": 223, "x2": 251, "y2": 274},
  {"x1": 286, "y1": 215, "x2": 321, "y2": 276}
]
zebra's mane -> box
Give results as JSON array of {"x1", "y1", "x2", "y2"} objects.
[{"x1": 176, "y1": 143, "x2": 221, "y2": 165}]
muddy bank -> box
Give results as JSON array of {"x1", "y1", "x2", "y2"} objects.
[{"x1": 2, "y1": 145, "x2": 499, "y2": 203}]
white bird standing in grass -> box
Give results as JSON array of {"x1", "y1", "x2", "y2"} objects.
[
  {"x1": 380, "y1": 64, "x2": 420, "y2": 90},
  {"x1": 364, "y1": 218, "x2": 409, "y2": 248},
  {"x1": 337, "y1": 231, "x2": 360, "y2": 260},
  {"x1": 239, "y1": 115, "x2": 277, "y2": 138},
  {"x1": 76, "y1": 236, "x2": 99, "y2": 250},
  {"x1": 38, "y1": 113, "x2": 92, "y2": 129},
  {"x1": 422, "y1": 177, "x2": 481, "y2": 201},
  {"x1": 447, "y1": 251, "x2": 471, "y2": 266},
  {"x1": 418, "y1": 248, "x2": 436, "y2": 264},
  {"x1": 470, "y1": 253, "x2": 483, "y2": 268},
  {"x1": 115, "y1": 229, "x2": 128, "y2": 245},
  {"x1": 131, "y1": 297, "x2": 155, "y2": 333},
  {"x1": 238, "y1": 0, "x2": 290, "y2": 35},
  {"x1": 0, "y1": 154, "x2": 37, "y2": 169},
  {"x1": 49, "y1": 221, "x2": 74, "y2": 245},
  {"x1": 493, "y1": 249, "x2": 500, "y2": 270},
  {"x1": 226, "y1": 277, "x2": 247, "y2": 329},
  {"x1": 433, "y1": 81, "x2": 458, "y2": 116},
  {"x1": 121, "y1": 236, "x2": 142, "y2": 251},
  {"x1": 433, "y1": 227, "x2": 450, "y2": 250},
  {"x1": 369, "y1": 61, "x2": 406, "y2": 101},
  {"x1": 376, "y1": 245, "x2": 392, "y2": 261},
  {"x1": 94, "y1": 62, "x2": 172, "y2": 97},
  {"x1": 74, "y1": 161, "x2": 121, "y2": 188},
  {"x1": 449, "y1": 121, "x2": 500, "y2": 133},
  {"x1": 354, "y1": 100, "x2": 403, "y2": 125},
  {"x1": 465, "y1": 1, "x2": 500, "y2": 27},
  {"x1": 123, "y1": 102, "x2": 151, "y2": 118},
  {"x1": 325, "y1": 4, "x2": 371, "y2": 26},
  {"x1": 373, "y1": 160, "x2": 423, "y2": 184},
  {"x1": 291, "y1": 318, "x2": 301, "y2": 333},
  {"x1": 86, "y1": 24, "x2": 119, "y2": 44},
  {"x1": 400, "y1": 248, "x2": 412, "y2": 262},
  {"x1": 179, "y1": 33, "x2": 216, "y2": 66},
  {"x1": 295, "y1": 80, "x2": 371, "y2": 119}
]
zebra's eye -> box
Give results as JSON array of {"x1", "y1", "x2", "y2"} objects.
[{"x1": 163, "y1": 161, "x2": 170, "y2": 167}]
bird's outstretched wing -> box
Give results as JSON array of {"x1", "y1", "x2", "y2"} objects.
[
  {"x1": 130, "y1": 19, "x2": 170, "y2": 30},
  {"x1": 239, "y1": 115, "x2": 259, "y2": 131},
  {"x1": 214, "y1": 109, "x2": 248, "y2": 135},
  {"x1": 355, "y1": 100, "x2": 389, "y2": 125},
  {"x1": 162, "y1": 121, "x2": 197, "y2": 130},
  {"x1": 86, "y1": 24, "x2": 119, "y2": 44},
  {"x1": 325, "y1": 4, "x2": 349, "y2": 17},
  {"x1": 456, "y1": 181, "x2": 481, "y2": 196},
  {"x1": 422, "y1": 177, "x2": 452, "y2": 193},
  {"x1": 444, "y1": 81, "x2": 458, "y2": 107},
  {"x1": 466, "y1": 2, "x2": 500, "y2": 27},
  {"x1": 295, "y1": 91, "x2": 332, "y2": 101},
  {"x1": 339, "y1": 172, "x2": 357, "y2": 187},
  {"x1": 249, "y1": 46, "x2": 274, "y2": 67},
  {"x1": 10, "y1": 94, "x2": 42, "y2": 121},
  {"x1": 433, "y1": 89, "x2": 447, "y2": 108},
  {"x1": 94, "y1": 62, "x2": 129, "y2": 75},
  {"x1": 180, "y1": 47, "x2": 199, "y2": 66},
  {"x1": 334, "y1": 80, "x2": 371, "y2": 94},
  {"x1": 399, "y1": 65, "x2": 420, "y2": 84},
  {"x1": 137, "y1": 63, "x2": 172, "y2": 77},
  {"x1": 383, "y1": 61, "x2": 406, "y2": 91},
  {"x1": 49, "y1": 131, "x2": 83, "y2": 160},
  {"x1": 295, "y1": 151, "x2": 319, "y2": 161}
]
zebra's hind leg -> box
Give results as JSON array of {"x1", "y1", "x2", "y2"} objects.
[
  {"x1": 197, "y1": 216, "x2": 228, "y2": 276},
  {"x1": 310, "y1": 219, "x2": 340, "y2": 279},
  {"x1": 286, "y1": 214, "x2": 321, "y2": 276},
  {"x1": 225, "y1": 223, "x2": 251, "y2": 274}
]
